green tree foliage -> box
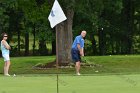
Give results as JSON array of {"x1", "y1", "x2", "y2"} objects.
[
  {"x1": 0, "y1": 0, "x2": 140, "y2": 56},
  {"x1": 73, "y1": 0, "x2": 140, "y2": 55}
]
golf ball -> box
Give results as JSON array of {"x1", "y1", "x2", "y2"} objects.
[{"x1": 13, "y1": 74, "x2": 16, "y2": 77}]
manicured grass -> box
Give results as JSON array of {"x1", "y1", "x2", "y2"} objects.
[
  {"x1": 59, "y1": 74, "x2": 140, "y2": 93},
  {"x1": 0, "y1": 74, "x2": 139, "y2": 93},
  {"x1": 85, "y1": 55, "x2": 140, "y2": 74},
  {"x1": 0, "y1": 55, "x2": 140, "y2": 93},
  {"x1": 0, "y1": 56, "x2": 55, "y2": 74},
  {"x1": 0, "y1": 55, "x2": 140, "y2": 75},
  {"x1": 0, "y1": 76, "x2": 57, "y2": 93}
]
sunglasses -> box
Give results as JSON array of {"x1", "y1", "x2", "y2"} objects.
[{"x1": 4, "y1": 36, "x2": 8, "y2": 37}]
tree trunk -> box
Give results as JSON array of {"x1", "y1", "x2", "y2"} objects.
[
  {"x1": 33, "y1": 23, "x2": 36, "y2": 55},
  {"x1": 52, "y1": 40, "x2": 56, "y2": 55},
  {"x1": 98, "y1": 28, "x2": 106, "y2": 55},
  {"x1": 116, "y1": 41, "x2": 121, "y2": 54},
  {"x1": 121, "y1": 0, "x2": 134, "y2": 54},
  {"x1": 56, "y1": 9, "x2": 74, "y2": 65},
  {"x1": 25, "y1": 31, "x2": 29, "y2": 56},
  {"x1": 91, "y1": 36, "x2": 97, "y2": 55},
  {"x1": 128, "y1": 0, "x2": 134, "y2": 54},
  {"x1": 0, "y1": 23, "x2": 2, "y2": 34},
  {"x1": 52, "y1": 29, "x2": 56, "y2": 55},
  {"x1": 39, "y1": 39, "x2": 48, "y2": 55},
  {"x1": 17, "y1": 25, "x2": 20, "y2": 55}
]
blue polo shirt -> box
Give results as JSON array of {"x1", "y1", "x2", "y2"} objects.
[{"x1": 72, "y1": 35, "x2": 84, "y2": 50}]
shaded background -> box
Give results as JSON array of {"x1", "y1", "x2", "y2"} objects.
[{"x1": 0, "y1": 0, "x2": 140, "y2": 57}]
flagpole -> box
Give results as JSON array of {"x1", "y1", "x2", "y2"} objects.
[
  {"x1": 48, "y1": 0, "x2": 67, "y2": 92},
  {"x1": 55, "y1": 26, "x2": 59, "y2": 93}
]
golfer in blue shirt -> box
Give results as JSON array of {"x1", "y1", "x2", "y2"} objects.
[{"x1": 71, "y1": 31, "x2": 86, "y2": 75}]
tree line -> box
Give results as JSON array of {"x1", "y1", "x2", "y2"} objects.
[{"x1": 0, "y1": 0, "x2": 140, "y2": 57}]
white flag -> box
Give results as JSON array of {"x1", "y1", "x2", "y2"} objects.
[{"x1": 48, "y1": 0, "x2": 67, "y2": 28}]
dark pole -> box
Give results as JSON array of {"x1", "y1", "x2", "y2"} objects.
[{"x1": 55, "y1": 26, "x2": 59, "y2": 93}]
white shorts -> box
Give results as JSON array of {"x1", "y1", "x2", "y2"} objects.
[{"x1": 2, "y1": 54, "x2": 10, "y2": 62}]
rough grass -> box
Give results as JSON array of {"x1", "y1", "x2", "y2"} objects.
[{"x1": 0, "y1": 55, "x2": 140, "y2": 75}]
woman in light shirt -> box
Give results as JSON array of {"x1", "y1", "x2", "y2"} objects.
[{"x1": 1, "y1": 33, "x2": 11, "y2": 76}]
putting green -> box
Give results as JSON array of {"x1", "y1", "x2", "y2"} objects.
[{"x1": 0, "y1": 74, "x2": 139, "y2": 93}]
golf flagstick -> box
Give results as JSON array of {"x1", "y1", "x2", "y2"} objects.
[
  {"x1": 56, "y1": 26, "x2": 59, "y2": 93},
  {"x1": 48, "y1": 0, "x2": 67, "y2": 92}
]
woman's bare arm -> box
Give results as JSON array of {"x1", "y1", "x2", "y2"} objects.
[{"x1": 2, "y1": 40, "x2": 11, "y2": 50}]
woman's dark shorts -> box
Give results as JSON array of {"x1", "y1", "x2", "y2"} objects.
[{"x1": 71, "y1": 48, "x2": 81, "y2": 63}]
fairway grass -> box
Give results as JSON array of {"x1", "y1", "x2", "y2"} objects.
[
  {"x1": 0, "y1": 74, "x2": 139, "y2": 93},
  {"x1": 0, "y1": 55, "x2": 140, "y2": 93},
  {"x1": 0, "y1": 76, "x2": 56, "y2": 93}
]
